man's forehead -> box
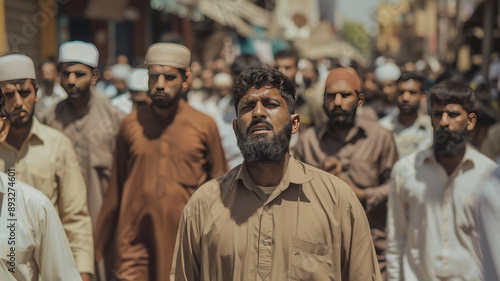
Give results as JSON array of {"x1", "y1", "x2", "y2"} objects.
[
  {"x1": 60, "y1": 62, "x2": 92, "y2": 71},
  {"x1": 149, "y1": 65, "x2": 182, "y2": 74},
  {"x1": 0, "y1": 79, "x2": 31, "y2": 88},
  {"x1": 242, "y1": 86, "x2": 280, "y2": 99},
  {"x1": 325, "y1": 68, "x2": 361, "y2": 92},
  {"x1": 431, "y1": 102, "x2": 465, "y2": 111},
  {"x1": 325, "y1": 79, "x2": 357, "y2": 93}
]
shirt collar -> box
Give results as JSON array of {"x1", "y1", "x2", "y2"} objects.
[
  {"x1": 231, "y1": 156, "x2": 313, "y2": 193},
  {"x1": 27, "y1": 116, "x2": 44, "y2": 144},
  {"x1": 420, "y1": 143, "x2": 476, "y2": 169}
]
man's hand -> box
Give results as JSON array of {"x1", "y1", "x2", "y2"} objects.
[
  {"x1": 338, "y1": 174, "x2": 366, "y2": 201},
  {"x1": 81, "y1": 273, "x2": 91, "y2": 281},
  {"x1": 0, "y1": 117, "x2": 10, "y2": 143},
  {"x1": 322, "y1": 156, "x2": 342, "y2": 176}
]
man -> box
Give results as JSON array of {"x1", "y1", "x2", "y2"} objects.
[
  {"x1": 34, "y1": 58, "x2": 66, "y2": 116},
  {"x1": 171, "y1": 66, "x2": 382, "y2": 281},
  {"x1": 111, "y1": 68, "x2": 151, "y2": 114},
  {"x1": 40, "y1": 41, "x2": 125, "y2": 225},
  {"x1": 275, "y1": 49, "x2": 323, "y2": 131},
  {"x1": 0, "y1": 172, "x2": 83, "y2": 281},
  {"x1": 379, "y1": 71, "x2": 433, "y2": 158},
  {"x1": 477, "y1": 164, "x2": 500, "y2": 281},
  {"x1": 94, "y1": 43, "x2": 228, "y2": 281},
  {"x1": 294, "y1": 67, "x2": 398, "y2": 276},
  {"x1": 375, "y1": 62, "x2": 401, "y2": 117},
  {"x1": 387, "y1": 81, "x2": 498, "y2": 280},
  {"x1": 0, "y1": 54, "x2": 93, "y2": 280}
]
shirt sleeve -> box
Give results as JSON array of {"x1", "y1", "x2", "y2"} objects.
[
  {"x1": 34, "y1": 191, "x2": 83, "y2": 281},
  {"x1": 56, "y1": 136, "x2": 94, "y2": 274},
  {"x1": 170, "y1": 186, "x2": 208, "y2": 281},
  {"x1": 340, "y1": 183, "x2": 383, "y2": 281},
  {"x1": 205, "y1": 119, "x2": 229, "y2": 179},
  {"x1": 94, "y1": 124, "x2": 128, "y2": 261},
  {"x1": 386, "y1": 162, "x2": 407, "y2": 281},
  {"x1": 363, "y1": 131, "x2": 399, "y2": 212}
]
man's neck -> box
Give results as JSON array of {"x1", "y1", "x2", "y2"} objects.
[
  {"x1": 151, "y1": 102, "x2": 179, "y2": 120},
  {"x1": 435, "y1": 151, "x2": 465, "y2": 176},
  {"x1": 247, "y1": 155, "x2": 289, "y2": 187},
  {"x1": 398, "y1": 111, "x2": 418, "y2": 127},
  {"x1": 42, "y1": 83, "x2": 54, "y2": 96},
  {"x1": 67, "y1": 92, "x2": 91, "y2": 117},
  {"x1": 329, "y1": 122, "x2": 354, "y2": 140},
  {"x1": 6, "y1": 122, "x2": 32, "y2": 150}
]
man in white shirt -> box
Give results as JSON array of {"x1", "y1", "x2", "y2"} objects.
[
  {"x1": 387, "y1": 81, "x2": 498, "y2": 281},
  {"x1": 0, "y1": 115, "x2": 81, "y2": 280},
  {"x1": 379, "y1": 71, "x2": 433, "y2": 158}
]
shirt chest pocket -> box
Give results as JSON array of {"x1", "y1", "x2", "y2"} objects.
[
  {"x1": 289, "y1": 237, "x2": 330, "y2": 281},
  {"x1": 27, "y1": 166, "x2": 57, "y2": 202}
]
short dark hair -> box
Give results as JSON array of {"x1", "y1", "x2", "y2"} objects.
[
  {"x1": 429, "y1": 81, "x2": 475, "y2": 112},
  {"x1": 230, "y1": 54, "x2": 261, "y2": 77},
  {"x1": 274, "y1": 49, "x2": 299, "y2": 66},
  {"x1": 233, "y1": 66, "x2": 296, "y2": 114},
  {"x1": 397, "y1": 71, "x2": 425, "y2": 91}
]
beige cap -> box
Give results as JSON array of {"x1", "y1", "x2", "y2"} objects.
[
  {"x1": 0, "y1": 54, "x2": 36, "y2": 81},
  {"x1": 144, "y1": 43, "x2": 190, "y2": 69},
  {"x1": 127, "y1": 68, "x2": 149, "y2": 91},
  {"x1": 59, "y1": 41, "x2": 99, "y2": 68}
]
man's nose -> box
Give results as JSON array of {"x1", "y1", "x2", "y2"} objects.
[
  {"x1": 67, "y1": 73, "x2": 76, "y2": 85},
  {"x1": 439, "y1": 113, "x2": 450, "y2": 127},
  {"x1": 334, "y1": 93, "x2": 343, "y2": 107},
  {"x1": 155, "y1": 74, "x2": 166, "y2": 90},
  {"x1": 252, "y1": 102, "x2": 266, "y2": 120}
]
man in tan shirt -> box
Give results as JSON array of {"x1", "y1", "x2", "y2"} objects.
[
  {"x1": 294, "y1": 67, "x2": 399, "y2": 277},
  {"x1": 171, "y1": 66, "x2": 382, "y2": 281},
  {"x1": 0, "y1": 54, "x2": 93, "y2": 280}
]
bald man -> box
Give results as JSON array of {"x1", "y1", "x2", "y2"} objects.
[{"x1": 294, "y1": 67, "x2": 398, "y2": 277}]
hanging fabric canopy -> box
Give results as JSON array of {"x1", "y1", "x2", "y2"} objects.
[{"x1": 150, "y1": 0, "x2": 272, "y2": 36}]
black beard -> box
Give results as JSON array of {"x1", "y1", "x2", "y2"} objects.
[
  {"x1": 65, "y1": 83, "x2": 91, "y2": 100},
  {"x1": 8, "y1": 107, "x2": 34, "y2": 129},
  {"x1": 323, "y1": 103, "x2": 356, "y2": 128},
  {"x1": 434, "y1": 126, "x2": 467, "y2": 158},
  {"x1": 148, "y1": 85, "x2": 182, "y2": 109},
  {"x1": 235, "y1": 119, "x2": 292, "y2": 164}
]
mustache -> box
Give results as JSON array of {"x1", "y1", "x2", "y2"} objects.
[
  {"x1": 434, "y1": 127, "x2": 463, "y2": 144},
  {"x1": 330, "y1": 106, "x2": 348, "y2": 115},
  {"x1": 150, "y1": 90, "x2": 171, "y2": 98},
  {"x1": 246, "y1": 120, "x2": 274, "y2": 135}
]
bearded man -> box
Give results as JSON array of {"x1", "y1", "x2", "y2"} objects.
[
  {"x1": 387, "y1": 81, "x2": 498, "y2": 281},
  {"x1": 171, "y1": 66, "x2": 382, "y2": 281},
  {"x1": 94, "y1": 43, "x2": 228, "y2": 281}
]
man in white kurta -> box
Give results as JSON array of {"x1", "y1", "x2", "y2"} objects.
[
  {"x1": 387, "y1": 81, "x2": 498, "y2": 281},
  {"x1": 0, "y1": 172, "x2": 82, "y2": 280}
]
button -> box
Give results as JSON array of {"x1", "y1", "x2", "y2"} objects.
[{"x1": 263, "y1": 238, "x2": 269, "y2": 246}]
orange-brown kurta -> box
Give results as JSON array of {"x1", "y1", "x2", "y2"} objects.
[{"x1": 95, "y1": 100, "x2": 228, "y2": 281}]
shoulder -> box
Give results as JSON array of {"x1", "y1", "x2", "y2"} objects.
[
  {"x1": 36, "y1": 122, "x2": 73, "y2": 147},
  {"x1": 469, "y1": 146, "x2": 498, "y2": 171},
  {"x1": 92, "y1": 90, "x2": 126, "y2": 120},
  {"x1": 360, "y1": 120, "x2": 393, "y2": 139},
  {"x1": 378, "y1": 114, "x2": 394, "y2": 130},
  {"x1": 297, "y1": 160, "x2": 359, "y2": 206}
]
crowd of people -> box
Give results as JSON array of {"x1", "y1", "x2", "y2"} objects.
[{"x1": 0, "y1": 38, "x2": 499, "y2": 281}]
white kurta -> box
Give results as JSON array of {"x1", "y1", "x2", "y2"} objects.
[{"x1": 0, "y1": 172, "x2": 81, "y2": 281}]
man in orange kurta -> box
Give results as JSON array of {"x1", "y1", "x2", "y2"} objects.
[{"x1": 94, "y1": 43, "x2": 228, "y2": 281}]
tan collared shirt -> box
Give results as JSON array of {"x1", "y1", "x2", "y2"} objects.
[
  {"x1": 0, "y1": 173, "x2": 82, "y2": 281},
  {"x1": 171, "y1": 157, "x2": 382, "y2": 281},
  {"x1": 0, "y1": 117, "x2": 94, "y2": 274},
  {"x1": 378, "y1": 109, "x2": 433, "y2": 158},
  {"x1": 387, "y1": 145, "x2": 498, "y2": 281}
]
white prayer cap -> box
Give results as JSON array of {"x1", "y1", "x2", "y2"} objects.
[
  {"x1": 59, "y1": 41, "x2": 99, "y2": 68},
  {"x1": 127, "y1": 68, "x2": 149, "y2": 91},
  {"x1": 214, "y1": 72, "x2": 233, "y2": 88},
  {"x1": 111, "y1": 63, "x2": 132, "y2": 81},
  {"x1": 375, "y1": 63, "x2": 401, "y2": 82},
  {"x1": 0, "y1": 54, "x2": 36, "y2": 81},
  {"x1": 144, "y1": 43, "x2": 190, "y2": 69}
]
